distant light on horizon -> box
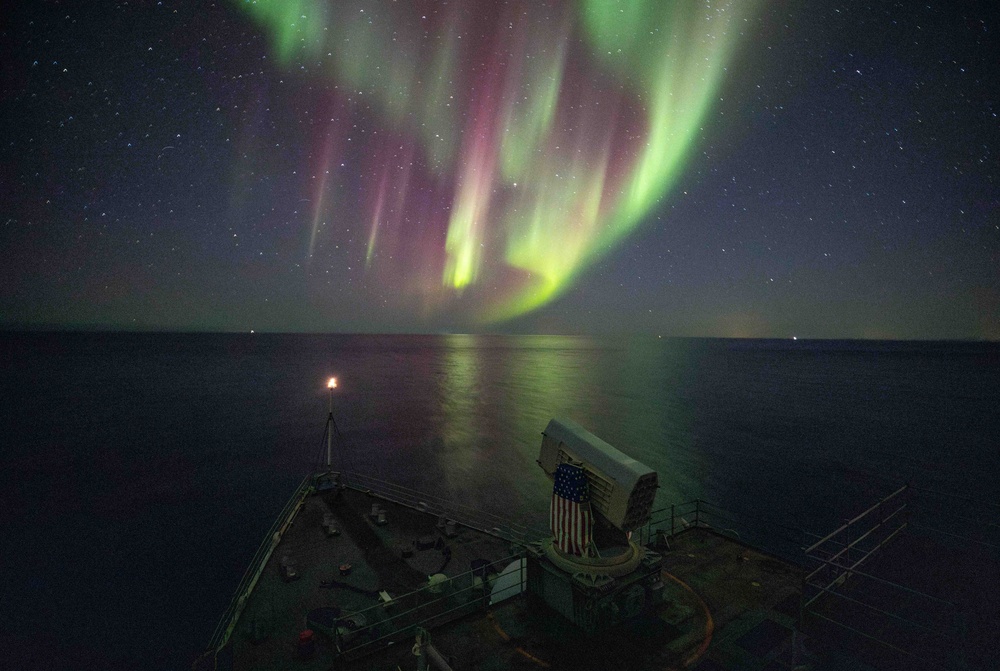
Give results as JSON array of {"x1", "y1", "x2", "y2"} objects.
[{"x1": 4, "y1": 1, "x2": 995, "y2": 339}]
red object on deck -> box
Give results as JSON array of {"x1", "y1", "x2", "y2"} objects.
[{"x1": 297, "y1": 629, "x2": 316, "y2": 659}]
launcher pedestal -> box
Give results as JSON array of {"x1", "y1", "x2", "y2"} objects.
[
  {"x1": 528, "y1": 418, "x2": 664, "y2": 635},
  {"x1": 526, "y1": 543, "x2": 664, "y2": 635}
]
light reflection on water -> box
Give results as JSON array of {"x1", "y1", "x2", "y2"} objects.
[
  {"x1": 3, "y1": 333, "x2": 998, "y2": 671},
  {"x1": 349, "y1": 334, "x2": 708, "y2": 525},
  {"x1": 281, "y1": 334, "x2": 1000, "y2": 535}
]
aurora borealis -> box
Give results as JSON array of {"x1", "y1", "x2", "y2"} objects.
[
  {"x1": 240, "y1": 0, "x2": 751, "y2": 322},
  {"x1": 2, "y1": 1, "x2": 998, "y2": 338}
]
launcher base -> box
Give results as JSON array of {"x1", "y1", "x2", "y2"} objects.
[{"x1": 525, "y1": 541, "x2": 665, "y2": 635}]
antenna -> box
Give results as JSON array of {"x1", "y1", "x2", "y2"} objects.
[{"x1": 326, "y1": 377, "x2": 337, "y2": 468}]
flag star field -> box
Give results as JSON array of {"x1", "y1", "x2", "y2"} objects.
[{"x1": 2, "y1": 1, "x2": 997, "y2": 338}]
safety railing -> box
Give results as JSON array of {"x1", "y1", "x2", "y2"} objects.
[
  {"x1": 332, "y1": 550, "x2": 527, "y2": 662},
  {"x1": 802, "y1": 484, "x2": 910, "y2": 606},
  {"x1": 206, "y1": 472, "x2": 995, "y2": 669},
  {"x1": 798, "y1": 484, "x2": 979, "y2": 670},
  {"x1": 637, "y1": 498, "x2": 815, "y2": 563},
  {"x1": 637, "y1": 489, "x2": 981, "y2": 669},
  {"x1": 206, "y1": 473, "x2": 315, "y2": 651},
  {"x1": 340, "y1": 470, "x2": 548, "y2": 545}
]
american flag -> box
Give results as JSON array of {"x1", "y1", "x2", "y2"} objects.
[{"x1": 550, "y1": 462, "x2": 593, "y2": 556}]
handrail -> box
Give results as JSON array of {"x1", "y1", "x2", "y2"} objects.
[
  {"x1": 337, "y1": 549, "x2": 527, "y2": 661},
  {"x1": 206, "y1": 473, "x2": 314, "y2": 651},
  {"x1": 696, "y1": 499, "x2": 819, "y2": 537},
  {"x1": 796, "y1": 483, "x2": 980, "y2": 669},
  {"x1": 204, "y1": 470, "x2": 538, "y2": 657},
  {"x1": 803, "y1": 552, "x2": 958, "y2": 609},
  {"x1": 801, "y1": 485, "x2": 912, "y2": 605},
  {"x1": 804, "y1": 521, "x2": 910, "y2": 608},
  {"x1": 341, "y1": 470, "x2": 548, "y2": 544},
  {"x1": 803, "y1": 484, "x2": 908, "y2": 554},
  {"x1": 640, "y1": 499, "x2": 812, "y2": 560},
  {"x1": 803, "y1": 578, "x2": 954, "y2": 638},
  {"x1": 343, "y1": 470, "x2": 531, "y2": 529},
  {"x1": 803, "y1": 503, "x2": 907, "y2": 583},
  {"x1": 207, "y1": 477, "x2": 984, "y2": 667}
]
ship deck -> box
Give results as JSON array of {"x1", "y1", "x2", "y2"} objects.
[
  {"x1": 224, "y1": 484, "x2": 515, "y2": 670},
  {"x1": 217, "y1": 484, "x2": 810, "y2": 671},
  {"x1": 396, "y1": 527, "x2": 808, "y2": 671}
]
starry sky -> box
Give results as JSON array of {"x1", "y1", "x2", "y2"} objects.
[{"x1": 2, "y1": 1, "x2": 997, "y2": 339}]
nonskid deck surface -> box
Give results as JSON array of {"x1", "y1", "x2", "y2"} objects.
[
  {"x1": 665, "y1": 529, "x2": 805, "y2": 670},
  {"x1": 428, "y1": 529, "x2": 806, "y2": 671},
  {"x1": 223, "y1": 486, "x2": 808, "y2": 671},
  {"x1": 336, "y1": 526, "x2": 806, "y2": 670},
  {"x1": 227, "y1": 485, "x2": 515, "y2": 670}
]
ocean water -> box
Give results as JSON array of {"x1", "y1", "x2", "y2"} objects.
[{"x1": 1, "y1": 333, "x2": 997, "y2": 670}]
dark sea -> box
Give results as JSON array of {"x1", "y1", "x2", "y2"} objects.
[{"x1": 2, "y1": 333, "x2": 998, "y2": 670}]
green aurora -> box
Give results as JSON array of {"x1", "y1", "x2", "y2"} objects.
[{"x1": 236, "y1": 0, "x2": 753, "y2": 323}]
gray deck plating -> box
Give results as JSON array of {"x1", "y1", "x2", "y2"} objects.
[
  {"x1": 227, "y1": 485, "x2": 514, "y2": 670},
  {"x1": 220, "y1": 487, "x2": 809, "y2": 671}
]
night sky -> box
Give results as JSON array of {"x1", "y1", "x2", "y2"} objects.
[{"x1": 2, "y1": 1, "x2": 997, "y2": 339}]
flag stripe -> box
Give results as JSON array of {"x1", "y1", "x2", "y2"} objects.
[{"x1": 550, "y1": 463, "x2": 593, "y2": 556}]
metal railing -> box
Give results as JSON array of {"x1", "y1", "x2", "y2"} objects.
[
  {"x1": 340, "y1": 470, "x2": 548, "y2": 545},
  {"x1": 206, "y1": 473, "x2": 314, "y2": 651},
  {"x1": 635, "y1": 489, "x2": 983, "y2": 669},
  {"x1": 802, "y1": 484, "x2": 910, "y2": 606},
  {"x1": 204, "y1": 468, "x2": 542, "y2": 657},
  {"x1": 331, "y1": 550, "x2": 527, "y2": 662},
  {"x1": 637, "y1": 498, "x2": 815, "y2": 562},
  {"x1": 798, "y1": 484, "x2": 979, "y2": 670},
  {"x1": 206, "y1": 473, "x2": 996, "y2": 669}
]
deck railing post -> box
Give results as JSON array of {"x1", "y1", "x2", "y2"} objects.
[{"x1": 519, "y1": 556, "x2": 524, "y2": 602}]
